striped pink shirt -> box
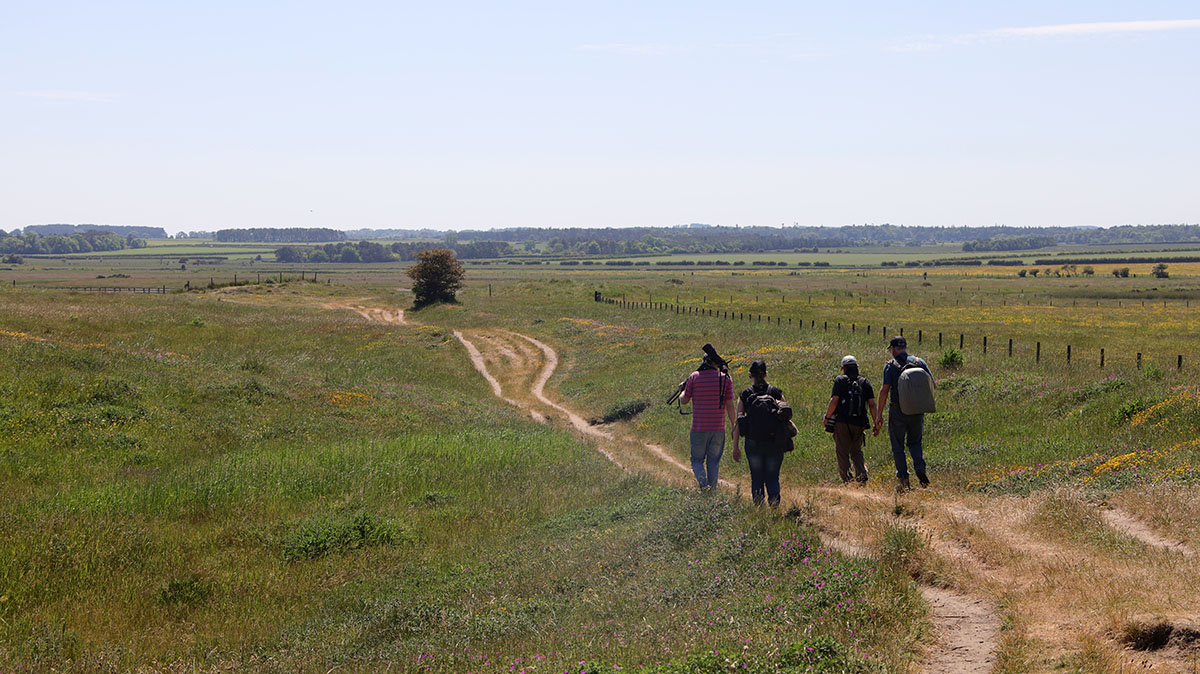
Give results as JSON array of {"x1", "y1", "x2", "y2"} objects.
[{"x1": 684, "y1": 369, "x2": 733, "y2": 432}]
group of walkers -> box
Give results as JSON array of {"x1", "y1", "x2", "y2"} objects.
[{"x1": 678, "y1": 337, "x2": 935, "y2": 504}]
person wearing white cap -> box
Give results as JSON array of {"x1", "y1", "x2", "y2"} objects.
[{"x1": 822, "y1": 355, "x2": 876, "y2": 484}]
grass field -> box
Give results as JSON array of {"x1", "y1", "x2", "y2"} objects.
[{"x1": 3, "y1": 254, "x2": 1200, "y2": 672}]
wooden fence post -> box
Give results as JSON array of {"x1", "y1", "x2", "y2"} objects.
[
  {"x1": 1101, "y1": 348, "x2": 1105, "y2": 368},
  {"x1": 1137, "y1": 353, "x2": 1142, "y2": 370},
  {"x1": 1008, "y1": 339, "x2": 1013, "y2": 357},
  {"x1": 1067, "y1": 345, "x2": 1071, "y2": 364},
  {"x1": 1036, "y1": 342, "x2": 1041, "y2": 363},
  {"x1": 959, "y1": 334, "x2": 964, "y2": 349},
  {"x1": 939, "y1": 332, "x2": 942, "y2": 347},
  {"x1": 918, "y1": 329, "x2": 922, "y2": 344},
  {"x1": 983, "y1": 336, "x2": 987, "y2": 354},
  {"x1": 1178, "y1": 355, "x2": 1183, "y2": 371}
]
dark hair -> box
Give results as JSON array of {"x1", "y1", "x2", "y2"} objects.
[{"x1": 749, "y1": 360, "x2": 767, "y2": 376}]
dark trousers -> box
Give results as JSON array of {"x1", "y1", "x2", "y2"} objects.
[
  {"x1": 888, "y1": 409, "x2": 926, "y2": 479},
  {"x1": 832, "y1": 422, "x2": 868, "y2": 483},
  {"x1": 744, "y1": 438, "x2": 783, "y2": 506}
]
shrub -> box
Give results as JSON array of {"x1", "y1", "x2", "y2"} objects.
[
  {"x1": 937, "y1": 347, "x2": 965, "y2": 370},
  {"x1": 1144, "y1": 362, "x2": 1165, "y2": 381},
  {"x1": 281, "y1": 512, "x2": 403, "y2": 562},
  {"x1": 405, "y1": 248, "x2": 465, "y2": 307},
  {"x1": 596, "y1": 398, "x2": 651, "y2": 424}
]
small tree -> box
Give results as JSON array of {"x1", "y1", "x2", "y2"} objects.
[
  {"x1": 1151, "y1": 263, "x2": 1169, "y2": 278},
  {"x1": 1119, "y1": 267, "x2": 1131, "y2": 278},
  {"x1": 406, "y1": 248, "x2": 464, "y2": 307},
  {"x1": 1082, "y1": 266, "x2": 1094, "y2": 276},
  {"x1": 1017, "y1": 269, "x2": 1027, "y2": 278}
]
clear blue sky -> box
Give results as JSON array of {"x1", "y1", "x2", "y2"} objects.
[{"x1": 3, "y1": 1, "x2": 1198, "y2": 233}]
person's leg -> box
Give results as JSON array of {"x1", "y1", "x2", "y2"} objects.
[
  {"x1": 705, "y1": 431, "x2": 725, "y2": 489},
  {"x1": 848, "y1": 426, "x2": 868, "y2": 482},
  {"x1": 908, "y1": 414, "x2": 928, "y2": 484},
  {"x1": 832, "y1": 423, "x2": 853, "y2": 483},
  {"x1": 764, "y1": 450, "x2": 783, "y2": 507},
  {"x1": 689, "y1": 431, "x2": 709, "y2": 488},
  {"x1": 745, "y1": 446, "x2": 766, "y2": 505},
  {"x1": 887, "y1": 412, "x2": 909, "y2": 480}
]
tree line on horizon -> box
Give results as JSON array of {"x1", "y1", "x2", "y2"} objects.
[{"x1": 0, "y1": 230, "x2": 147, "y2": 256}]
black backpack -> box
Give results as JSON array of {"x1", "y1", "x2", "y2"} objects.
[
  {"x1": 745, "y1": 392, "x2": 784, "y2": 441},
  {"x1": 836, "y1": 376, "x2": 869, "y2": 427}
]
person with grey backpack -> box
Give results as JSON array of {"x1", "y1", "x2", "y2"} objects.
[{"x1": 873, "y1": 336, "x2": 936, "y2": 491}]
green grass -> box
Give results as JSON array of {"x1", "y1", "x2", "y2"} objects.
[
  {"x1": 0, "y1": 287, "x2": 921, "y2": 671},
  {"x1": 409, "y1": 272, "x2": 1200, "y2": 496}
]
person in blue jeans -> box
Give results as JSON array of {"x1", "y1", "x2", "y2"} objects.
[
  {"x1": 731, "y1": 360, "x2": 786, "y2": 507},
  {"x1": 679, "y1": 346, "x2": 736, "y2": 490},
  {"x1": 874, "y1": 336, "x2": 935, "y2": 491}
]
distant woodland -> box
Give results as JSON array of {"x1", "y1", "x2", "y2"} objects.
[
  {"x1": 0, "y1": 230, "x2": 147, "y2": 255},
  {"x1": 22, "y1": 224, "x2": 166, "y2": 238}
]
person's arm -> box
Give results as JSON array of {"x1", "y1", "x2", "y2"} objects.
[
  {"x1": 824, "y1": 395, "x2": 839, "y2": 426},
  {"x1": 724, "y1": 377, "x2": 736, "y2": 429},
  {"x1": 679, "y1": 374, "x2": 693, "y2": 404},
  {"x1": 875, "y1": 384, "x2": 890, "y2": 429},
  {"x1": 732, "y1": 398, "x2": 744, "y2": 461},
  {"x1": 867, "y1": 396, "x2": 879, "y2": 435}
]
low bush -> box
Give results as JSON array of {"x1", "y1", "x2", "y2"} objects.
[
  {"x1": 595, "y1": 398, "x2": 652, "y2": 424},
  {"x1": 281, "y1": 512, "x2": 404, "y2": 562},
  {"x1": 937, "y1": 347, "x2": 965, "y2": 370}
]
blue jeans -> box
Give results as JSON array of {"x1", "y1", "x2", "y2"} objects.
[
  {"x1": 689, "y1": 430, "x2": 725, "y2": 489},
  {"x1": 744, "y1": 438, "x2": 782, "y2": 506},
  {"x1": 888, "y1": 410, "x2": 926, "y2": 479}
]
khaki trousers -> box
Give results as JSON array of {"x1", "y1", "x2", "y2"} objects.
[{"x1": 833, "y1": 422, "x2": 868, "y2": 483}]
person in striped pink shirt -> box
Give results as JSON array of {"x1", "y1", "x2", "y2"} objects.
[{"x1": 679, "y1": 345, "x2": 736, "y2": 490}]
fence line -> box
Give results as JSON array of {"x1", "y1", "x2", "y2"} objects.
[
  {"x1": 35, "y1": 285, "x2": 168, "y2": 294},
  {"x1": 595, "y1": 294, "x2": 1191, "y2": 372}
]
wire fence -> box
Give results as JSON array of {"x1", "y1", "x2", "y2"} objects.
[{"x1": 595, "y1": 293, "x2": 1192, "y2": 373}]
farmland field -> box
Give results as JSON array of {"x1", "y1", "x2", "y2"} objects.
[{"x1": 2, "y1": 255, "x2": 1200, "y2": 673}]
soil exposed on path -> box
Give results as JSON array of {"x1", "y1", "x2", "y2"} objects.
[
  {"x1": 314, "y1": 300, "x2": 1200, "y2": 673},
  {"x1": 1099, "y1": 506, "x2": 1197, "y2": 557},
  {"x1": 452, "y1": 326, "x2": 997, "y2": 673}
]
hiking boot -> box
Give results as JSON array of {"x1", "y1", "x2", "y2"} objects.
[
  {"x1": 896, "y1": 476, "x2": 911, "y2": 492},
  {"x1": 916, "y1": 472, "x2": 930, "y2": 488}
]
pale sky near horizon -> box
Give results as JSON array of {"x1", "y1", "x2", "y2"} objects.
[{"x1": 3, "y1": 1, "x2": 1198, "y2": 234}]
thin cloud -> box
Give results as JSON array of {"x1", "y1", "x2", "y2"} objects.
[
  {"x1": 16, "y1": 90, "x2": 116, "y2": 102},
  {"x1": 894, "y1": 18, "x2": 1200, "y2": 52},
  {"x1": 576, "y1": 43, "x2": 682, "y2": 56}
]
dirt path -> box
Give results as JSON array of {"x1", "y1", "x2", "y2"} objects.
[
  {"x1": 315, "y1": 302, "x2": 1200, "y2": 673},
  {"x1": 317, "y1": 306, "x2": 1000, "y2": 671},
  {"x1": 1099, "y1": 506, "x2": 1197, "y2": 557},
  {"x1": 320, "y1": 301, "x2": 407, "y2": 326},
  {"x1": 923, "y1": 589, "x2": 1001, "y2": 674},
  {"x1": 454, "y1": 328, "x2": 994, "y2": 672}
]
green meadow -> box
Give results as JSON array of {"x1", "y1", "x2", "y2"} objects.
[
  {"x1": 3, "y1": 255, "x2": 1200, "y2": 672},
  {"x1": 0, "y1": 285, "x2": 923, "y2": 672}
]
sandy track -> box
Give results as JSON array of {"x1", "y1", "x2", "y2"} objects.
[
  {"x1": 315, "y1": 302, "x2": 1200, "y2": 672},
  {"x1": 455, "y1": 328, "x2": 992, "y2": 672},
  {"x1": 1099, "y1": 506, "x2": 1197, "y2": 557},
  {"x1": 320, "y1": 306, "x2": 1001, "y2": 671}
]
